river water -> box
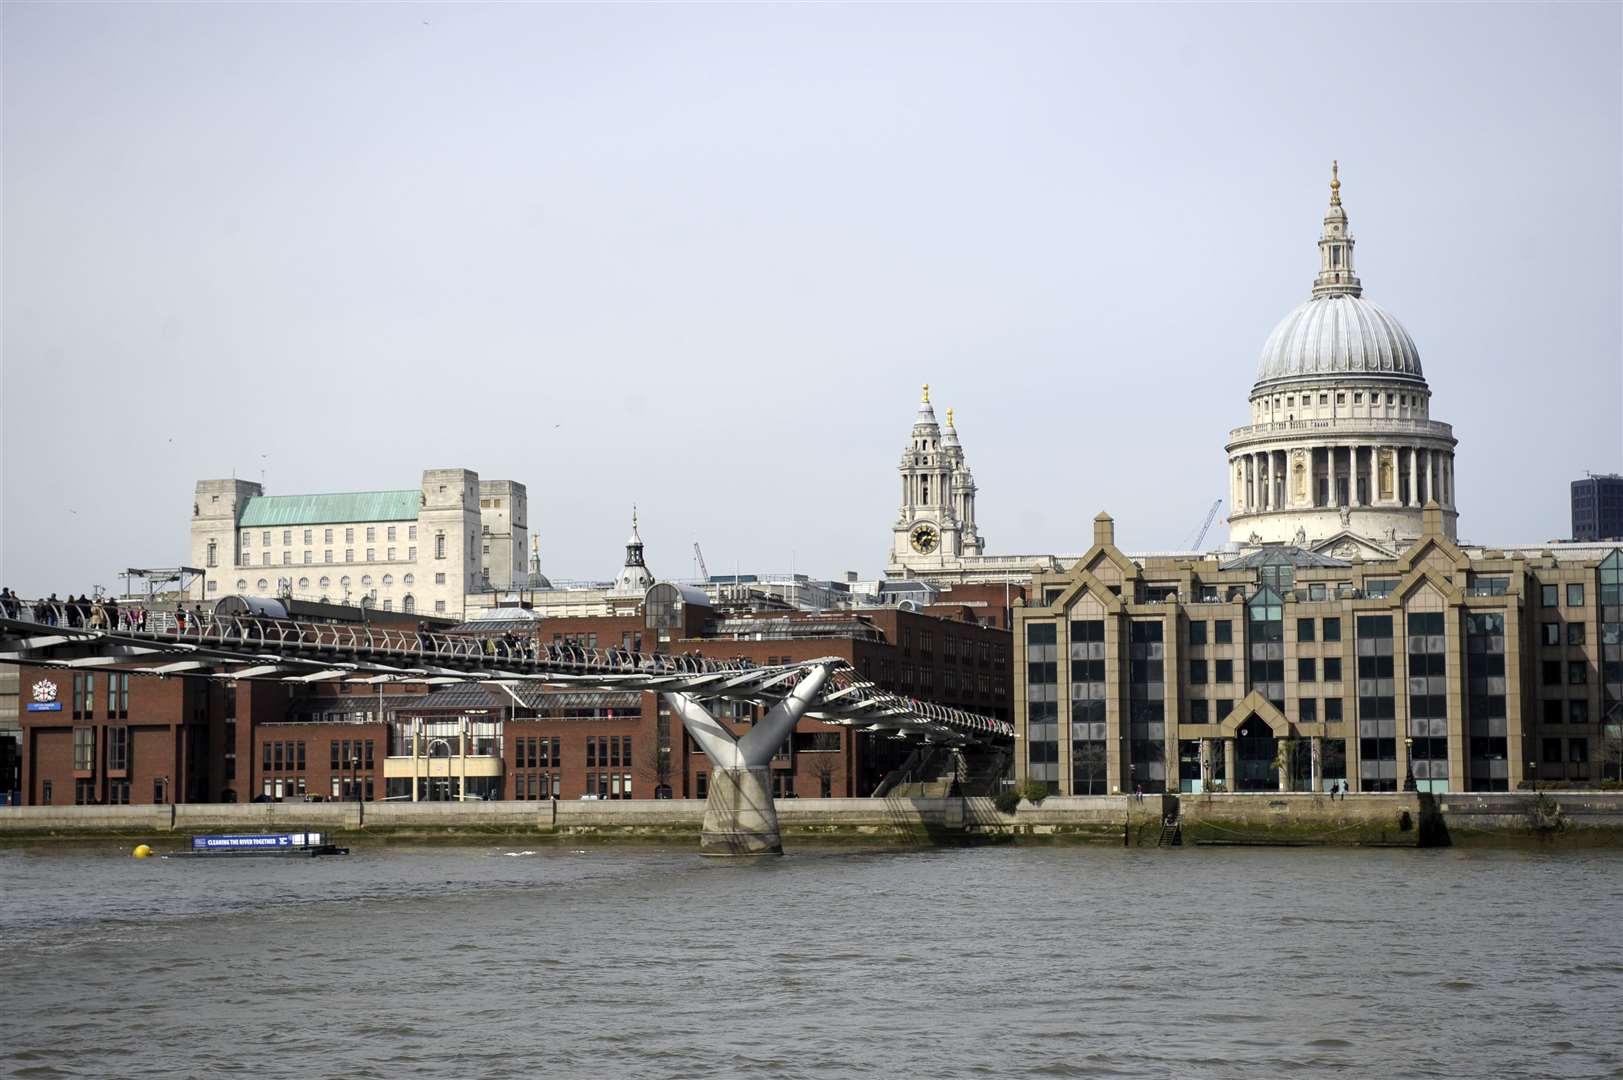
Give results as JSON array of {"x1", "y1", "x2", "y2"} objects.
[{"x1": 3, "y1": 843, "x2": 1619, "y2": 1079}]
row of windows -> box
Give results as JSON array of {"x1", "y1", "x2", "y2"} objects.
[
  {"x1": 73, "y1": 725, "x2": 130, "y2": 772},
  {"x1": 242, "y1": 526, "x2": 417, "y2": 547},
  {"x1": 238, "y1": 573, "x2": 416, "y2": 591},
  {"x1": 245, "y1": 547, "x2": 417, "y2": 567},
  {"x1": 1541, "y1": 584, "x2": 1589, "y2": 608},
  {"x1": 584, "y1": 736, "x2": 633, "y2": 769},
  {"x1": 1542, "y1": 661, "x2": 1593, "y2": 686},
  {"x1": 1541, "y1": 622, "x2": 1588, "y2": 646},
  {"x1": 70, "y1": 673, "x2": 130, "y2": 720},
  {"x1": 263, "y1": 741, "x2": 306, "y2": 772}
]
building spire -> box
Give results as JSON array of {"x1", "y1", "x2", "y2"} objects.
[
  {"x1": 1312, "y1": 161, "x2": 1361, "y2": 299},
  {"x1": 922, "y1": 382, "x2": 930, "y2": 404}
]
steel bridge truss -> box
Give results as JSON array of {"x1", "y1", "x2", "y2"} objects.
[{"x1": 0, "y1": 607, "x2": 1012, "y2": 747}]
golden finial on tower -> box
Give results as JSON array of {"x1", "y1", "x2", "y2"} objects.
[
  {"x1": 946, "y1": 407, "x2": 954, "y2": 427},
  {"x1": 922, "y1": 383, "x2": 930, "y2": 404},
  {"x1": 1329, "y1": 160, "x2": 1341, "y2": 206}
]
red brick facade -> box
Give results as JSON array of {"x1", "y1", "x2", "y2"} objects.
[{"x1": 18, "y1": 602, "x2": 1011, "y2": 804}]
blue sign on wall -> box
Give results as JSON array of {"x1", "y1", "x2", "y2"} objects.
[{"x1": 25, "y1": 703, "x2": 62, "y2": 711}]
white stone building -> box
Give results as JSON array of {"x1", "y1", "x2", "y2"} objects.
[
  {"x1": 886, "y1": 388, "x2": 1064, "y2": 586},
  {"x1": 1225, "y1": 164, "x2": 1460, "y2": 556},
  {"x1": 189, "y1": 469, "x2": 527, "y2": 618}
]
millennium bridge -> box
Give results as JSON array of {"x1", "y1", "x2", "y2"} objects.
[{"x1": 0, "y1": 598, "x2": 1012, "y2": 854}]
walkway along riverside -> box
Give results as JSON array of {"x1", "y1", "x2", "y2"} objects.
[
  {"x1": 0, "y1": 599, "x2": 1012, "y2": 855},
  {"x1": 4, "y1": 793, "x2": 1622, "y2": 848}
]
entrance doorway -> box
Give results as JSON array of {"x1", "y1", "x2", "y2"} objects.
[{"x1": 1235, "y1": 717, "x2": 1278, "y2": 792}]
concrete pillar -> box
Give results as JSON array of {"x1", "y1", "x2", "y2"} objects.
[
  {"x1": 1223, "y1": 738, "x2": 1237, "y2": 791},
  {"x1": 1199, "y1": 737, "x2": 1214, "y2": 791},
  {"x1": 1311, "y1": 736, "x2": 1323, "y2": 793},
  {"x1": 698, "y1": 767, "x2": 781, "y2": 855},
  {"x1": 1277, "y1": 738, "x2": 1290, "y2": 792},
  {"x1": 1352, "y1": 446, "x2": 1363, "y2": 506},
  {"x1": 1407, "y1": 447, "x2": 1419, "y2": 508},
  {"x1": 1307, "y1": 447, "x2": 1317, "y2": 508}
]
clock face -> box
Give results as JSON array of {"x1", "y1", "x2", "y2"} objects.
[{"x1": 910, "y1": 523, "x2": 939, "y2": 554}]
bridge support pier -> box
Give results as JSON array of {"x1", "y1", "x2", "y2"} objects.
[
  {"x1": 665, "y1": 664, "x2": 828, "y2": 857},
  {"x1": 700, "y1": 767, "x2": 781, "y2": 855}
]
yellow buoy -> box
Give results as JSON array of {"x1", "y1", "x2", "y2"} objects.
[{"x1": 132, "y1": 844, "x2": 153, "y2": 859}]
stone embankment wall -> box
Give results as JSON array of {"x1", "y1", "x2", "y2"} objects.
[{"x1": 2, "y1": 792, "x2": 1621, "y2": 847}]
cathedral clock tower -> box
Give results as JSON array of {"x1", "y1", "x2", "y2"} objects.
[{"x1": 888, "y1": 385, "x2": 983, "y2": 574}]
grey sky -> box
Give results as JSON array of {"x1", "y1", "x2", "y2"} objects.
[{"x1": 4, "y1": 2, "x2": 1619, "y2": 595}]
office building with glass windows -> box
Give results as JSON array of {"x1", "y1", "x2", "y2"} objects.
[{"x1": 1014, "y1": 508, "x2": 1622, "y2": 795}]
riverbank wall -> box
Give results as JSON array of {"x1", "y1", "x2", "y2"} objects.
[{"x1": 3, "y1": 792, "x2": 1620, "y2": 848}]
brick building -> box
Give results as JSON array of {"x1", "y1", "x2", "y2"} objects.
[{"x1": 18, "y1": 584, "x2": 1014, "y2": 805}]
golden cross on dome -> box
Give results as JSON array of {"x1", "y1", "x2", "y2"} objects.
[
  {"x1": 922, "y1": 383, "x2": 930, "y2": 404},
  {"x1": 1330, "y1": 160, "x2": 1341, "y2": 205},
  {"x1": 947, "y1": 407, "x2": 955, "y2": 426}
]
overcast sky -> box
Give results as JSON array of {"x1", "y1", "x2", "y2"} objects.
[{"x1": 3, "y1": 3, "x2": 1619, "y2": 595}]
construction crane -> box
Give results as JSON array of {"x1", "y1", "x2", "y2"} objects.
[
  {"x1": 1186, "y1": 499, "x2": 1222, "y2": 551},
  {"x1": 693, "y1": 542, "x2": 709, "y2": 582}
]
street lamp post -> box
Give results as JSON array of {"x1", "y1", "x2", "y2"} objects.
[
  {"x1": 1403, "y1": 736, "x2": 1417, "y2": 792},
  {"x1": 350, "y1": 756, "x2": 360, "y2": 803}
]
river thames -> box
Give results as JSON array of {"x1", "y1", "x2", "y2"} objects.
[{"x1": 4, "y1": 844, "x2": 1618, "y2": 1079}]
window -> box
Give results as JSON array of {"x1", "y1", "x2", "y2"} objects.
[
  {"x1": 1570, "y1": 700, "x2": 1589, "y2": 725},
  {"x1": 387, "y1": 548, "x2": 396, "y2": 561},
  {"x1": 1567, "y1": 584, "x2": 1586, "y2": 607},
  {"x1": 1188, "y1": 621, "x2": 1206, "y2": 645},
  {"x1": 1298, "y1": 657, "x2": 1316, "y2": 682},
  {"x1": 1323, "y1": 617, "x2": 1341, "y2": 642},
  {"x1": 345, "y1": 527, "x2": 354, "y2": 543},
  {"x1": 74, "y1": 727, "x2": 95, "y2": 771},
  {"x1": 325, "y1": 550, "x2": 334, "y2": 563},
  {"x1": 340, "y1": 575, "x2": 352, "y2": 589},
  {"x1": 345, "y1": 549, "x2": 355, "y2": 562},
  {"x1": 1325, "y1": 698, "x2": 1342, "y2": 722},
  {"x1": 366, "y1": 548, "x2": 375, "y2": 562},
  {"x1": 282, "y1": 530, "x2": 292, "y2": 545},
  {"x1": 435, "y1": 600, "x2": 446, "y2": 613},
  {"x1": 387, "y1": 526, "x2": 397, "y2": 541},
  {"x1": 1542, "y1": 622, "x2": 1561, "y2": 646},
  {"x1": 408, "y1": 547, "x2": 417, "y2": 560},
  {"x1": 1569, "y1": 738, "x2": 1589, "y2": 763},
  {"x1": 300, "y1": 529, "x2": 311, "y2": 544},
  {"x1": 404, "y1": 574, "x2": 414, "y2": 587},
  {"x1": 242, "y1": 531, "x2": 252, "y2": 548},
  {"x1": 262, "y1": 531, "x2": 271, "y2": 546},
  {"x1": 362, "y1": 575, "x2": 372, "y2": 587},
  {"x1": 206, "y1": 540, "x2": 218, "y2": 568},
  {"x1": 1542, "y1": 585, "x2": 1559, "y2": 607},
  {"x1": 262, "y1": 552, "x2": 272, "y2": 566},
  {"x1": 1323, "y1": 657, "x2": 1342, "y2": 681},
  {"x1": 409, "y1": 526, "x2": 417, "y2": 540},
  {"x1": 1297, "y1": 618, "x2": 1315, "y2": 642},
  {"x1": 1568, "y1": 662, "x2": 1587, "y2": 685},
  {"x1": 1189, "y1": 659, "x2": 1207, "y2": 684},
  {"x1": 324, "y1": 528, "x2": 333, "y2": 543},
  {"x1": 298, "y1": 577, "x2": 309, "y2": 590},
  {"x1": 1189, "y1": 700, "x2": 1208, "y2": 724},
  {"x1": 436, "y1": 534, "x2": 446, "y2": 559},
  {"x1": 1215, "y1": 659, "x2": 1233, "y2": 683},
  {"x1": 1542, "y1": 660, "x2": 1561, "y2": 686},
  {"x1": 1299, "y1": 699, "x2": 1318, "y2": 723},
  {"x1": 435, "y1": 573, "x2": 446, "y2": 585},
  {"x1": 1568, "y1": 623, "x2": 1586, "y2": 646},
  {"x1": 403, "y1": 595, "x2": 415, "y2": 614},
  {"x1": 366, "y1": 527, "x2": 376, "y2": 542},
  {"x1": 1542, "y1": 737, "x2": 1563, "y2": 763},
  {"x1": 382, "y1": 575, "x2": 393, "y2": 587},
  {"x1": 282, "y1": 552, "x2": 291, "y2": 565},
  {"x1": 257, "y1": 579, "x2": 268, "y2": 592},
  {"x1": 1214, "y1": 620, "x2": 1232, "y2": 644}
]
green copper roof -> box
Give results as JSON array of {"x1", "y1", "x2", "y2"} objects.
[{"x1": 237, "y1": 490, "x2": 420, "y2": 528}]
